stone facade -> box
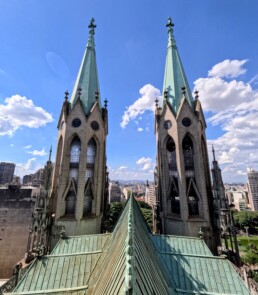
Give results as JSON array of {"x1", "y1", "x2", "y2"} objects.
[
  {"x1": 51, "y1": 98, "x2": 108, "y2": 237},
  {"x1": 51, "y1": 20, "x2": 108, "y2": 238},
  {"x1": 0, "y1": 186, "x2": 35, "y2": 278},
  {"x1": 156, "y1": 101, "x2": 214, "y2": 238},
  {"x1": 155, "y1": 19, "x2": 215, "y2": 251}
]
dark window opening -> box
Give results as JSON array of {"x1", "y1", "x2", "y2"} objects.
[
  {"x1": 183, "y1": 135, "x2": 194, "y2": 170},
  {"x1": 187, "y1": 179, "x2": 199, "y2": 216},
  {"x1": 65, "y1": 190, "x2": 76, "y2": 216}
]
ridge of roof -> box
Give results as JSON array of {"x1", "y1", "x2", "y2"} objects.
[{"x1": 92, "y1": 196, "x2": 170, "y2": 294}]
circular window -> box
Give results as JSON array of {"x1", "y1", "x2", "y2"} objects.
[
  {"x1": 72, "y1": 118, "x2": 81, "y2": 128},
  {"x1": 91, "y1": 121, "x2": 99, "y2": 131},
  {"x1": 182, "y1": 117, "x2": 191, "y2": 127},
  {"x1": 164, "y1": 120, "x2": 172, "y2": 130},
  {"x1": 166, "y1": 140, "x2": 175, "y2": 152}
]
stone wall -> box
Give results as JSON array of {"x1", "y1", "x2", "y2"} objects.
[{"x1": 0, "y1": 186, "x2": 34, "y2": 278}]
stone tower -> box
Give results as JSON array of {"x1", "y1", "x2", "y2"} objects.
[
  {"x1": 155, "y1": 18, "x2": 216, "y2": 250},
  {"x1": 51, "y1": 19, "x2": 108, "y2": 236}
]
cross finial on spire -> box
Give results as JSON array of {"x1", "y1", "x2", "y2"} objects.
[
  {"x1": 194, "y1": 90, "x2": 199, "y2": 100},
  {"x1": 88, "y1": 18, "x2": 96, "y2": 34},
  {"x1": 166, "y1": 17, "x2": 176, "y2": 48},
  {"x1": 104, "y1": 98, "x2": 108, "y2": 109},
  {"x1": 64, "y1": 90, "x2": 69, "y2": 100},
  {"x1": 166, "y1": 17, "x2": 174, "y2": 29},
  {"x1": 87, "y1": 18, "x2": 96, "y2": 48}
]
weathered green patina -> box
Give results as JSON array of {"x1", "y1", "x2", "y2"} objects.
[
  {"x1": 7, "y1": 197, "x2": 250, "y2": 295},
  {"x1": 163, "y1": 17, "x2": 194, "y2": 114},
  {"x1": 69, "y1": 18, "x2": 101, "y2": 115}
]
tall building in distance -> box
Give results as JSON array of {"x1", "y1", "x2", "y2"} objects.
[
  {"x1": 0, "y1": 162, "x2": 15, "y2": 185},
  {"x1": 108, "y1": 181, "x2": 123, "y2": 203},
  {"x1": 51, "y1": 18, "x2": 108, "y2": 237},
  {"x1": 155, "y1": 18, "x2": 216, "y2": 251},
  {"x1": 247, "y1": 168, "x2": 258, "y2": 211},
  {"x1": 145, "y1": 181, "x2": 156, "y2": 207}
]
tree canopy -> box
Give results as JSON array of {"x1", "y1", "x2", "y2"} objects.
[
  {"x1": 102, "y1": 200, "x2": 153, "y2": 232},
  {"x1": 233, "y1": 211, "x2": 258, "y2": 229}
]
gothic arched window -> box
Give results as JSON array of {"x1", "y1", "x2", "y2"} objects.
[
  {"x1": 182, "y1": 134, "x2": 194, "y2": 175},
  {"x1": 65, "y1": 189, "x2": 76, "y2": 216},
  {"x1": 166, "y1": 137, "x2": 180, "y2": 214},
  {"x1": 183, "y1": 134, "x2": 200, "y2": 216},
  {"x1": 86, "y1": 139, "x2": 96, "y2": 164},
  {"x1": 69, "y1": 137, "x2": 81, "y2": 182},
  {"x1": 83, "y1": 138, "x2": 97, "y2": 216},
  {"x1": 83, "y1": 180, "x2": 93, "y2": 216},
  {"x1": 70, "y1": 137, "x2": 81, "y2": 163},
  {"x1": 85, "y1": 138, "x2": 96, "y2": 181}
]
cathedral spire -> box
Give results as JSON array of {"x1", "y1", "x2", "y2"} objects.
[
  {"x1": 70, "y1": 18, "x2": 101, "y2": 114},
  {"x1": 163, "y1": 17, "x2": 194, "y2": 113},
  {"x1": 212, "y1": 145, "x2": 216, "y2": 162}
]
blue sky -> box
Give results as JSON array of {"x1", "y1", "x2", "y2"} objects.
[{"x1": 0, "y1": 0, "x2": 258, "y2": 182}]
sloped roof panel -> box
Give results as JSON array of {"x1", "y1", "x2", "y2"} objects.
[{"x1": 52, "y1": 234, "x2": 111, "y2": 255}]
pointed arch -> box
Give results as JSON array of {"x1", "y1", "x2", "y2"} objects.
[
  {"x1": 166, "y1": 136, "x2": 180, "y2": 214},
  {"x1": 85, "y1": 137, "x2": 97, "y2": 181},
  {"x1": 83, "y1": 178, "x2": 94, "y2": 216},
  {"x1": 186, "y1": 178, "x2": 201, "y2": 216},
  {"x1": 70, "y1": 136, "x2": 81, "y2": 164},
  {"x1": 83, "y1": 138, "x2": 97, "y2": 216},
  {"x1": 182, "y1": 133, "x2": 194, "y2": 174},
  {"x1": 68, "y1": 136, "x2": 81, "y2": 183},
  {"x1": 86, "y1": 138, "x2": 97, "y2": 164},
  {"x1": 63, "y1": 178, "x2": 77, "y2": 217},
  {"x1": 182, "y1": 133, "x2": 200, "y2": 216}
]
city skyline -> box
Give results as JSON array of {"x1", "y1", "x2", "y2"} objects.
[{"x1": 0, "y1": 1, "x2": 258, "y2": 182}]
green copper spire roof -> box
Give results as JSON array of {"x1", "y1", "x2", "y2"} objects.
[
  {"x1": 163, "y1": 17, "x2": 194, "y2": 113},
  {"x1": 70, "y1": 18, "x2": 101, "y2": 114}
]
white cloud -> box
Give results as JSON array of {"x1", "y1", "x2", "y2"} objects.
[
  {"x1": 23, "y1": 145, "x2": 32, "y2": 149},
  {"x1": 120, "y1": 84, "x2": 162, "y2": 128},
  {"x1": 118, "y1": 166, "x2": 127, "y2": 170},
  {"x1": 109, "y1": 166, "x2": 154, "y2": 181},
  {"x1": 10, "y1": 144, "x2": 14, "y2": 147},
  {"x1": 137, "y1": 127, "x2": 143, "y2": 132},
  {"x1": 136, "y1": 157, "x2": 153, "y2": 171},
  {"x1": 15, "y1": 158, "x2": 41, "y2": 178},
  {"x1": 194, "y1": 76, "x2": 253, "y2": 112},
  {"x1": 208, "y1": 59, "x2": 248, "y2": 78},
  {"x1": 27, "y1": 148, "x2": 47, "y2": 156},
  {"x1": 196, "y1": 59, "x2": 258, "y2": 182},
  {"x1": 0, "y1": 94, "x2": 53, "y2": 136}
]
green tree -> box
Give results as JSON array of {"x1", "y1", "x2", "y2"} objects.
[
  {"x1": 137, "y1": 201, "x2": 152, "y2": 210},
  {"x1": 102, "y1": 202, "x2": 125, "y2": 232},
  {"x1": 102, "y1": 200, "x2": 153, "y2": 232},
  {"x1": 242, "y1": 242, "x2": 258, "y2": 265},
  {"x1": 233, "y1": 211, "x2": 258, "y2": 229}
]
